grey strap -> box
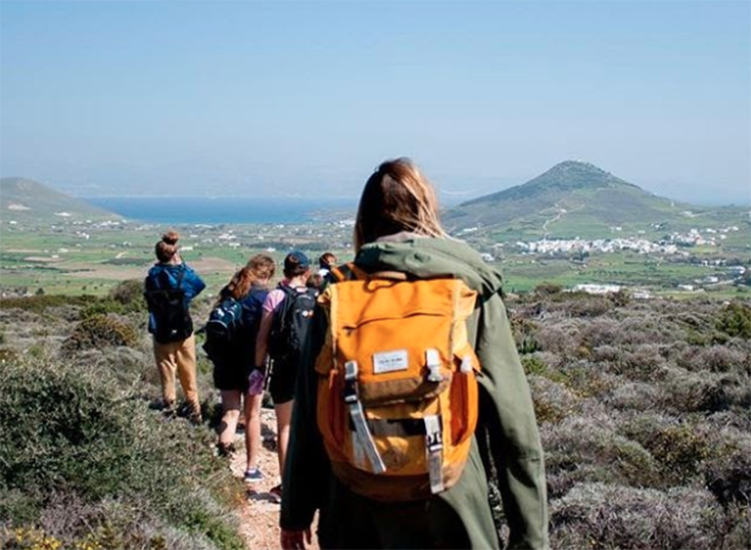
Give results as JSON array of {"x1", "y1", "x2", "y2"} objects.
[
  {"x1": 344, "y1": 361, "x2": 387, "y2": 474},
  {"x1": 424, "y1": 414, "x2": 444, "y2": 493}
]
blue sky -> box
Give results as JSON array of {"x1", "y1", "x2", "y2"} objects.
[{"x1": 1, "y1": 1, "x2": 749, "y2": 205}]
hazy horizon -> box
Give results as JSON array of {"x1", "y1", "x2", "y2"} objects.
[
  {"x1": 4, "y1": 159, "x2": 750, "y2": 208},
  {"x1": 1, "y1": 1, "x2": 749, "y2": 206}
]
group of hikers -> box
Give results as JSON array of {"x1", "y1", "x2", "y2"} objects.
[{"x1": 143, "y1": 158, "x2": 549, "y2": 550}]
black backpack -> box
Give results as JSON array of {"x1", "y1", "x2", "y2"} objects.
[
  {"x1": 144, "y1": 267, "x2": 193, "y2": 344},
  {"x1": 203, "y1": 295, "x2": 244, "y2": 365},
  {"x1": 268, "y1": 285, "x2": 318, "y2": 370}
]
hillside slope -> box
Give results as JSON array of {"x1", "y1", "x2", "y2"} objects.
[
  {"x1": 1, "y1": 177, "x2": 120, "y2": 222},
  {"x1": 443, "y1": 161, "x2": 740, "y2": 240}
]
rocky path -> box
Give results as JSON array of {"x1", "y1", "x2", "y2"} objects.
[{"x1": 229, "y1": 408, "x2": 320, "y2": 550}]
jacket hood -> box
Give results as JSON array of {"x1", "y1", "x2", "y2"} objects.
[{"x1": 355, "y1": 237, "x2": 503, "y2": 299}]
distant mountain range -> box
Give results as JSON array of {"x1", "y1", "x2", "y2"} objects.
[
  {"x1": 0, "y1": 177, "x2": 121, "y2": 222},
  {"x1": 444, "y1": 160, "x2": 748, "y2": 240},
  {"x1": 2, "y1": 165, "x2": 747, "y2": 239}
]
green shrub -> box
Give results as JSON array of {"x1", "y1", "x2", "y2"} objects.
[
  {"x1": 551, "y1": 483, "x2": 728, "y2": 550},
  {"x1": 534, "y1": 282, "x2": 563, "y2": 297},
  {"x1": 62, "y1": 314, "x2": 139, "y2": 353},
  {"x1": 608, "y1": 288, "x2": 631, "y2": 308},
  {"x1": 704, "y1": 439, "x2": 751, "y2": 507},
  {"x1": 0, "y1": 348, "x2": 20, "y2": 365},
  {"x1": 79, "y1": 299, "x2": 126, "y2": 319},
  {"x1": 0, "y1": 355, "x2": 243, "y2": 550},
  {"x1": 26, "y1": 345, "x2": 46, "y2": 359},
  {"x1": 536, "y1": 325, "x2": 573, "y2": 355},
  {"x1": 614, "y1": 343, "x2": 669, "y2": 381},
  {"x1": 565, "y1": 296, "x2": 611, "y2": 318},
  {"x1": 678, "y1": 344, "x2": 749, "y2": 375},
  {"x1": 108, "y1": 279, "x2": 148, "y2": 316},
  {"x1": 557, "y1": 365, "x2": 613, "y2": 398},
  {"x1": 522, "y1": 355, "x2": 548, "y2": 376},
  {"x1": 511, "y1": 316, "x2": 541, "y2": 354},
  {"x1": 716, "y1": 302, "x2": 751, "y2": 339},
  {"x1": 543, "y1": 417, "x2": 662, "y2": 498},
  {"x1": 655, "y1": 367, "x2": 751, "y2": 414},
  {"x1": 79, "y1": 284, "x2": 148, "y2": 319},
  {"x1": 642, "y1": 424, "x2": 712, "y2": 484}
]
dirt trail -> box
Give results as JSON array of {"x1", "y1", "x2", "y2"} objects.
[
  {"x1": 229, "y1": 408, "x2": 320, "y2": 550},
  {"x1": 541, "y1": 203, "x2": 583, "y2": 238}
]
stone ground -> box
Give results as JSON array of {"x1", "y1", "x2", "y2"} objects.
[{"x1": 228, "y1": 408, "x2": 320, "y2": 550}]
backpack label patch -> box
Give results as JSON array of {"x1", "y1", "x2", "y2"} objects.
[{"x1": 372, "y1": 350, "x2": 409, "y2": 374}]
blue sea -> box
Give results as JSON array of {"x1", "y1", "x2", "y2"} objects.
[{"x1": 86, "y1": 196, "x2": 358, "y2": 224}]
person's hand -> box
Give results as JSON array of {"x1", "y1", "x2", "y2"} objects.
[
  {"x1": 281, "y1": 528, "x2": 311, "y2": 550},
  {"x1": 248, "y1": 367, "x2": 265, "y2": 396}
]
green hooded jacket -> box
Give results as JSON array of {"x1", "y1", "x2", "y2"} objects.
[{"x1": 280, "y1": 237, "x2": 549, "y2": 549}]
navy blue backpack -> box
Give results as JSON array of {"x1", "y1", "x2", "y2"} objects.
[
  {"x1": 203, "y1": 295, "x2": 244, "y2": 365},
  {"x1": 204, "y1": 287, "x2": 267, "y2": 366}
]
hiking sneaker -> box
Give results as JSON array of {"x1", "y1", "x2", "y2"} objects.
[
  {"x1": 269, "y1": 484, "x2": 282, "y2": 504},
  {"x1": 161, "y1": 399, "x2": 177, "y2": 418},
  {"x1": 216, "y1": 442, "x2": 237, "y2": 459},
  {"x1": 243, "y1": 468, "x2": 264, "y2": 484}
]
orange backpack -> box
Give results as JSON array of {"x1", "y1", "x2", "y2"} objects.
[{"x1": 315, "y1": 265, "x2": 481, "y2": 501}]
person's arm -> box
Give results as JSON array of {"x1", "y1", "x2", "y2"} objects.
[
  {"x1": 144, "y1": 271, "x2": 157, "y2": 333},
  {"x1": 182, "y1": 265, "x2": 206, "y2": 300},
  {"x1": 475, "y1": 292, "x2": 549, "y2": 550},
  {"x1": 255, "y1": 296, "x2": 274, "y2": 367},
  {"x1": 281, "y1": 528, "x2": 311, "y2": 550},
  {"x1": 255, "y1": 288, "x2": 285, "y2": 368}
]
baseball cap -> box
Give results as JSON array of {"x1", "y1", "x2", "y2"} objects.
[{"x1": 284, "y1": 250, "x2": 311, "y2": 272}]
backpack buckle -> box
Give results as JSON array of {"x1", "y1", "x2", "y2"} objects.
[
  {"x1": 425, "y1": 349, "x2": 444, "y2": 383},
  {"x1": 343, "y1": 360, "x2": 359, "y2": 404}
]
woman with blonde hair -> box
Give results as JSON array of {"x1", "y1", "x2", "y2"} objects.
[
  {"x1": 280, "y1": 159, "x2": 548, "y2": 549},
  {"x1": 145, "y1": 230, "x2": 206, "y2": 423},
  {"x1": 210, "y1": 254, "x2": 275, "y2": 483}
]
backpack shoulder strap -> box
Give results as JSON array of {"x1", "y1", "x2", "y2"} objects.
[
  {"x1": 146, "y1": 266, "x2": 164, "y2": 291},
  {"x1": 277, "y1": 283, "x2": 298, "y2": 301},
  {"x1": 329, "y1": 262, "x2": 361, "y2": 282},
  {"x1": 273, "y1": 284, "x2": 298, "y2": 322},
  {"x1": 149, "y1": 265, "x2": 185, "y2": 292},
  {"x1": 331, "y1": 262, "x2": 412, "y2": 283},
  {"x1": 174, "y1": 265, "x2": 186, "y2": 289}
]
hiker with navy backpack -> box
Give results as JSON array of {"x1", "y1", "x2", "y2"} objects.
[
  {"x1": 280, "y1": 159, "x2": 549, "y2": 550},
  {"x1": 144, "y1": 231, "x2": 206, "y2": 424},
  {"x1": 254, "y1": 250, "x2": 317, "y2": 503},
  {"x1": 204, "y1": 254, "x2": 275, "y2": 483}
]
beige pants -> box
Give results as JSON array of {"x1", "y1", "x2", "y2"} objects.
[{"x1": 153, "y1": 334, "x2": 200, "y2": 418}]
